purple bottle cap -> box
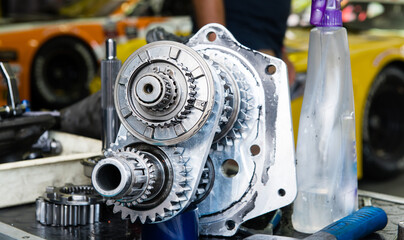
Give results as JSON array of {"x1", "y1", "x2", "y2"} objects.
[{"x1": 310, "y1": 0, "x2": 342, "y2": 27}]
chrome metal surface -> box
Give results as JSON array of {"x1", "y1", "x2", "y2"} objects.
[
  {"x1": 114, "y1": 41, "x2": 215, "y2": 146},
  {"x1": 101, "y1": 39, "x2": 121, "y2": 150},
  {"x1": 92, "y1": 24, "x2": 296, "y2": 235},
  {"x1": 187, "y1": 24, "x2": 296, "y2": 237},
  {"x1": 35, "y1": 184, "x2": 104, "y2": 227}
]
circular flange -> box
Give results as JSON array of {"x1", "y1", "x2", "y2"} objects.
[{"x1": 115, "y1": 41, "x2": 215, "y2": 145}]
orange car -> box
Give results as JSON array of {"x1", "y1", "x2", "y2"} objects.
[{"x1": 0, "y1": 0, "x2": 192, "y2": 109}]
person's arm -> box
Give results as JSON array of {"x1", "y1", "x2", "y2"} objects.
[{"x1": 192, "y1": 0, "x2": 225, "y2": 28}]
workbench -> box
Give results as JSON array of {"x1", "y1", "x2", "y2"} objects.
[{"x1": 0, "y1": 190, "x2": 401, "y2": 239}]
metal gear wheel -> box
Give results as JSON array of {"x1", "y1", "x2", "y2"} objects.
[
  {"x1": 114, "y1": 41, "x2": 215, "y2": 145},
  {"x1": 93, "y1": 144, "x2": 194, "y2": 224},
  {"x1": 35, "y1": 184, "x2": 104, "y2": 227},
  {"x1": 201, "y1": 53, "x2": 254, "y2": 148}
]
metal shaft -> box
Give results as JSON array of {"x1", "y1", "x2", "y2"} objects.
[
  {"x1": 0, "y1": 62, "x2": 20, "y2": 110},
  {"x1": 101, "y1": 39, "x2": 121, "y2": 150}
]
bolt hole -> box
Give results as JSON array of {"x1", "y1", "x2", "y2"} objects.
[
  {"x1": 250, "y1": 145, "x2": 261, "y2": 156},
  {"x1": 207, "y1": 31, "x2": 217, "y2": 42},
  {"x1": 144, "y1": 83, "x2": 154, "y2": 94},
  {"x1": 225, "y1": 220, "x2": 236, "y2": 230},
  {"x1": 265, "y1": 65, "x2": 277, "y2": 75},
  {"x1": 221, "y1": 159, "x2": 239, "y2": 178},
  {"x1": 278, "y1": 188, "x2": 286, "y2": 197}
]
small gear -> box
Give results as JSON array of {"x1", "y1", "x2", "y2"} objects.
[
  {"x1": 143, "y1": 66, "x2": 178, "y2": 112},
  {"x1": 132, "y1": 64, "x2": 195, "y2": 128},
  {"x1": 36, "y1": 184, "x2": 104, "y2": 227}
]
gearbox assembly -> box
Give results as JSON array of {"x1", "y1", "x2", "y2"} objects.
[{"x1": 91, "y1": 24, "x2": 297, "y2": 237}]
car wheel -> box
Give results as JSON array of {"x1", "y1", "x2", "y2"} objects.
[
  {"x1": 31, "y1": 37, "x2": 96, "y2": 109},
  {"x1": 362, "y1": 66, "x2": 404, "y2": 180}
]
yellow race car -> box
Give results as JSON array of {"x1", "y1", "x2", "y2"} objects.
[{"x1": 287, "y1": 0, "x2": 404, "y2": 179}]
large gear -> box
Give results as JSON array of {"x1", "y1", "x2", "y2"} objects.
[
  {"x1": 35, "y1": 184, "x2": 104, "y2": 227},
  {"x1": 114, "y1": 41, "x2": 215, "y2": 145},
  {"x1": 93, "y1": 143, "x2": 194, "y2": 224}
]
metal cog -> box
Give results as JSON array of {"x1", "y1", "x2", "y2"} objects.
[
  {"x1": 36, "y1": 184, "x2": 104, "y2": 227},
  {"x1": 113, "y1": 147, "x2": 155, "y2": 203},
  {"x1": 106, "y1": 143, "x2": 192, "y2": 224},
  {"x1": 149, "y1": 67, "x2": 177, "y2": 112},
  {"x1": 125, "y1": 60, "x2": 198, "y2": 128},
  {"x1": 201, "y1": 53, "x2": 254, "y2": 149}
]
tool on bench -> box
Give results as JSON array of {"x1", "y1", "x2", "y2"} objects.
[{"x1": 245, "y1": 206, "x2": 387, "y2": 240}]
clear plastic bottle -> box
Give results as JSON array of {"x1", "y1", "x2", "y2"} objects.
[{"x1": 292, "y1": 0, "x2": 358, "y2": 234}]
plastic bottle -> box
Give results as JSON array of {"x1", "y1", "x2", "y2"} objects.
[{"x1": 292, "y1": 0, "x2": 358, "y2": 234}]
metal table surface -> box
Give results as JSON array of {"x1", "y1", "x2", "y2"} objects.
[{"x1": 0, "y1": 190, "x2": 402, "y2": 240}]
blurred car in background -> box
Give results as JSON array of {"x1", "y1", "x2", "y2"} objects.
[
  {"x1": 0, "y1": 0, "x2": 192, "y2": 109},
  {"x1": 287, "y1": 0, "x2": 404, "y2": 179}
]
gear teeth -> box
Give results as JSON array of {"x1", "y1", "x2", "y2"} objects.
[
  {"x1": 201, "y1": 178, "x2": 209, "y2": 184},
  {"x1": 235, "y1": 119, "x2": 248, "y2": 130},
  {"x1": 187, "y1": 97, "x2": 196, "y2": 104},
  {"x1": 113, "y1": 207, "x2": 121, "y2": 214},
  {"x1": 224, "y1": 106, "x2": 233, "y2": 112},
  {"x1": 182, "y1": 185, "x2": 192, "y2": 192},
  {"x1": 164, "y1": 210, "x2": 174, "y2": 218},
  {"x1": 225, "y1": 94, "x2": 234, "y2": 101},
  {"x1": 197, "y1": 188, "x2": 206, "y2": 195},
  {"x1": 239, "y1": 110, "x2": 250, "y2": 120},
  {"x1": 225, "y1": 136, "x2": 234, "y2": 146},
  {"x1": 220, "y1": 116, "x2": 229, "y2": 123},
  {"x1": 155, "y1": 212, "x2": 165, "y2": 221},
  {"x1": 241, "y1": 99, "x2": 253, "y2": 110},
  {"x1": 177, "y1": 195, "x2": 188, "y2": 202},
  {"x1": 137, "y1": 214, "x2": 147, "y2": 224},
  {"x1": 179, "y1": 176, "x2": 187, "y2": 184},
  {"x1": 169, "y1": 203, "x2": 181, "y2": 211},
  {"x1": 148, "y1": 215, "x2": 156, "y2": 222},
  {"x1": 215, "y1": 142, "x2": 224, "y2": 151},
  {"x1": 121, "y1": 211, "x2": 130, "y2": 220},
  {"x1": 180, "y1": 166, "x2": 192, "y2": 174},
  {"x1": 179, "y1": 171, "x2": 187, "y2": 177},
  {"x1": 229, "y1": 129, "x2": 242, "y2": 139}
]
